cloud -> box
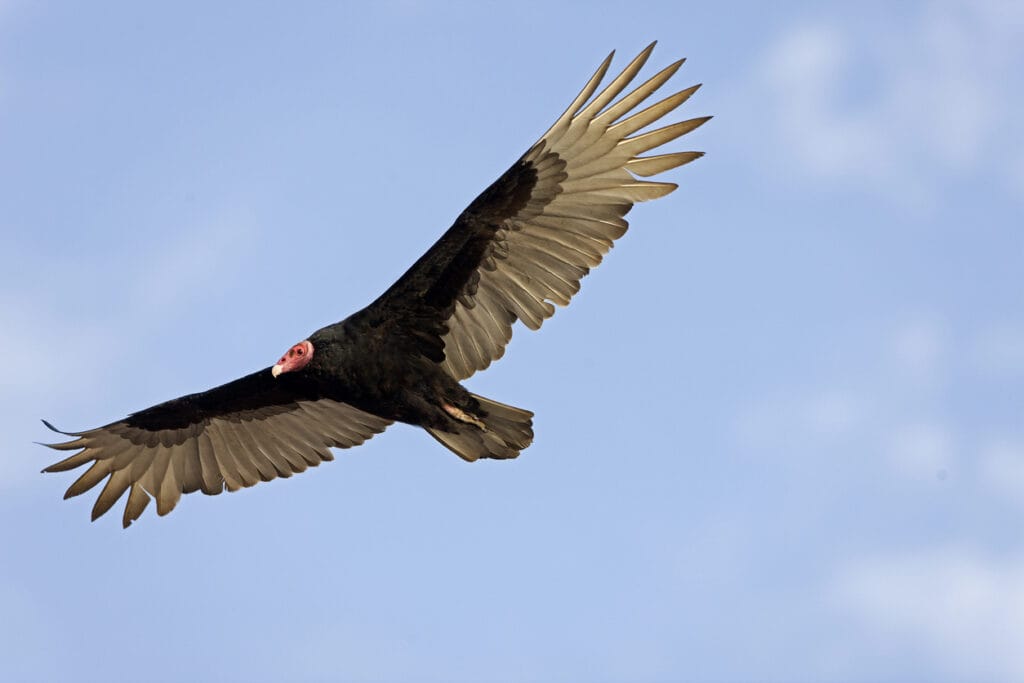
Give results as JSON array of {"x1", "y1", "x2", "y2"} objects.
[
  {"x1": 891, "y1": 318, "x2": 947, "y2": 382},
  {"x1": 0, "y1": 295, "x2": 113, "y2": 428},
  {"x1": 734, "y1": 388, "x2": 864, "y2": 453},
  {"x1": 736, "y1": 308, "x2": 1024, "y2": 676},
  {"x1": 734, "y1": 318, "x2": 945, "y2": 451},
  {"x1": 972, "y1": 322, "x2": 1024, "y2": 377},
  {"x1": 0, "y1": 0, "x2": 16, "y2": 27},
  {"x1": 0, "y1": 203, "x2": 257, "y2": 398},
  {"x1": 979, "y1": 438, "x2": 1024, "y2": 507},
  {"x1": 1011, "y1": 153, "x2": 1024, "y2": 199},
  {"x1": 887, "y1": 422, "x2": 954, "y2": 482},
  {"x1": 0, "y1": 580, "x2": 61, "y2": 681},
  {"x1": 831, "y1": 547, "x2": 1024, "y2": 680},
  {"x1": 757, "y1": 25, "x2": 874, "y2": 178},
  {"x1": 128, "y1": 204, "x2": 257, "y2": 316},
  {"x1": 754, "y1": 3, "x2": 1024, "y2": 207},
  {"x1": 732, "y1": 316, "x2": 1023, "y2": 490}
]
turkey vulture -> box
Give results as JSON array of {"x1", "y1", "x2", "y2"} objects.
[{"x1": 42, "y1": 43, "x2": 708, "y2": 527}]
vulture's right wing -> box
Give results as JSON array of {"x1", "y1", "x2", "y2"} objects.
[{"x1": 42, "y1": 369, "x2": 391, "y2": 527}]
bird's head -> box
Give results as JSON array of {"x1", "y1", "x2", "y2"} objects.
[{"x1": 272, "y1": 340, "x2": 314, "y2": 378}]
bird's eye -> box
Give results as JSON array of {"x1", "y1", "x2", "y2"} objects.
[{"x1": 289, "y1": 349, "x2": 295, "y2": 357}]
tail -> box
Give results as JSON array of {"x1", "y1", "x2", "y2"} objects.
[{"x1": 426, "y1": 393, "x2": 534, "y2": 461}]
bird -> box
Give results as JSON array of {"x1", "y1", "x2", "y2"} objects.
[{"x1": 42, "y1": 42, "x2": 709, "y2": 527}]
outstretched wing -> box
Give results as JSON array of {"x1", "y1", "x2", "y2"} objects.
[
  {"x1": 370, "y1": 42, "x2": 709, "y2": 379},
  {"x1": 42, "y1": 370, "x2": 391, "y2": 527}
]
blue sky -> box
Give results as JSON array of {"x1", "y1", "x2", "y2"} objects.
[{"x1": 1, "y1": 2, "x2": 1022, "y2": 681}]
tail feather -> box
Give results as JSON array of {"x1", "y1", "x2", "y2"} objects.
[{"x1": 426, "y1": 394, "x2": 533, "y2": 462}]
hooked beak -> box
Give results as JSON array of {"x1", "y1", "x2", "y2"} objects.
[{"x1": 271, "y1": 364, "x2": 283, "y2": 378}]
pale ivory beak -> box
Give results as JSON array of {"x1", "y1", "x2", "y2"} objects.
[{"x1": 271, "y1": 364, "x2": 283, "y2": 378}]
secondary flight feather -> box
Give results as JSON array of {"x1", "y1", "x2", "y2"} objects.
[{"x1": 42, "y1": 43, "x2": 709, "y2": 527}]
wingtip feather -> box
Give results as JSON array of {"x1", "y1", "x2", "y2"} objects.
[
  {"x1": 41, "y1": 419, "x2": 77, "y2": 436},
  {"x1": 627, "y1": 151, "x2": 705, "y2": 177}
]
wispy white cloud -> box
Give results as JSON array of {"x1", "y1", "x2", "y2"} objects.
[
  {"x1": 731, "y1": 314, "x2": 1024, "y2": 498},
  {"x1": 128, "y1": 204, "x2": 257, "y2": 316},
  {"x1": 0, "y1": 203, "x2": 257, "y2": 398},
  {"x1": 754, "y1": 3, "x2": 1024, "y2": 207},
  {"x1": 0, "y1": 580, "x2": 61, "y2": 681},
  {"x1": 887, "y1": 422, "x2": 954, "y2": 482},
  {"x1": 0, "y1": 0, "x2": 16, "y2": 29},
  {"x1": 0, "y1": 299, "x2": 99, "y2": 397},
  {"x1": 831, "y1": 547, "x2": 1024, "y2": 680},
  {"x1": 738, "y1": 308, "x2": 1024, "y2": 675},
  {"x1": 734, "y1": 388, "x2": 864, "y2": 453},
  {"x1": 891, "y1": 318, "x2": 947, "y2": 383},
  {"x1": 1010, "y1": 152, "x2": 1024, "y2": 199},
  {"x1": 979, "y1": 437, "x2": 1024, "y2": 507},
  {"x1": 733, "y1": 313, "x2": 1023, "y2": 676},
  {"x1": 735, "y1": 319, "x2": 946, "y2": 466},
  {"x1": 972, "y1": 322, "x2": 1024, "y2": 377}
]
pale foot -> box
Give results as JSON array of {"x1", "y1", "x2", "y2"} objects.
[{"x1": 443, "y1": 403, "x2": 487, "y2": 431}]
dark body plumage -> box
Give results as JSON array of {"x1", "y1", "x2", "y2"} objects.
[{"x1": 43, "y1": 43, "x2": 708, "y2": 526}]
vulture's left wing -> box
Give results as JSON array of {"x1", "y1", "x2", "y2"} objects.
[{"x1": 369, "y1": 42, "x2": 709, "y2": 380}]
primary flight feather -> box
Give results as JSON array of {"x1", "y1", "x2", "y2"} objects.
[{"x1": 43, "y1": 43, "x2": 709, "y2": 527}]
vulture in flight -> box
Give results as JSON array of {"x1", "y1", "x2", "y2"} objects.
[{"x1": 42, "y1": 43, "x2": 709, "y2": 527}]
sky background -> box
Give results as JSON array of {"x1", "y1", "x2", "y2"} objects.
[{"x1": 1, "y1": 2, "x2": 1022, "y2": 681}]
